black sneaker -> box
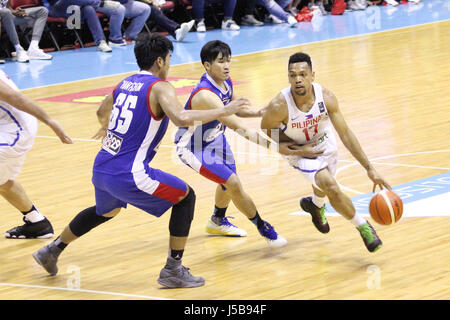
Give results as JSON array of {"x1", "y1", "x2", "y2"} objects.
[
  {"x1": 357, "y1": 221, "x2": 382, "y2": 253},
  {"x1": 5, "y1": 217, "x2": 54, "y2": 239},
  {"x1": 300, "y1": 197, "x2": 330, "y2": 233}
]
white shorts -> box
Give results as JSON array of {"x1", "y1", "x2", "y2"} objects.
[
  {"x1": 0, "y1": 130, "x2": 35, "y2": 185},
  {"x1": 284, "y1": 152, "x2": 338, "y2": 191}
]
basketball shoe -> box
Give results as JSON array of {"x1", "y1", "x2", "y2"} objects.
[
  {"x1": 5, "y1": 217, "x2": 54, "y2": 239},
  {"x1": 357, "y1": 221, "x2": 382, "y2": 252},
  {"x1": 258, "y1": 221, "x2": 287, "y2": 248},
  {"x1": 32, "y1": 244, "x2": 61, "y2": 276},
  {"x1": 175, "y1": 20, "x2": 195, "y2": 41},
  {"x1": 206, "y1": 215, "x2": 247, "y2": 237},
  {"x1": 300, "y1": 197, "x2": 330, "y2": 233},
  {"x1": 157, "y1": 257, "x2": 205, "y2": 288}
]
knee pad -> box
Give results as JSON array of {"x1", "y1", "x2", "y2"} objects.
[
  {"x1": 169, "y1": 186, "x2": 196, "y2": 237},
  {"x1": 69, "y1": 206, "x2": 113, "y2": 237}
]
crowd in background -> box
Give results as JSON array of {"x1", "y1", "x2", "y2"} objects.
[{"x1": 0, "y1": 0, "x2": 425, "y2": 63}]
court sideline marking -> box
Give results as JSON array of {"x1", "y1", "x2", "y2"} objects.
[{"x1": 0, "y1": 282, "x2": 174, "y2": 300}]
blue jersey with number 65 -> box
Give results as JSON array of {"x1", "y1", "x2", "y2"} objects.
[{"x1": 93, "y1": 71, "x2": 169, "y2": 175}]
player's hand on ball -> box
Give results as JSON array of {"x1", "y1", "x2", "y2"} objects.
[{"x1": 367, "y1": 168, "x2": 392, "y2": 192}]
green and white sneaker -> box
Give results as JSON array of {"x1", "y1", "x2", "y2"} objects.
[{"x1": 357, "y1": 221, "x2": 382, "y2": 252}]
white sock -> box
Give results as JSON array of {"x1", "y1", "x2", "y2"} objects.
[
  {"x1": 29, "y1": 40, "x2": 40, "y2": 50},
  {"x1": 350, "y1": 213, "x2": 366, "y2": 227},
  {"x1": 312, "y1": 194, "x2": 326, "y2": 208},
  {"x1": 25, "y1": 209, "x2": 45, "y2": 223}
]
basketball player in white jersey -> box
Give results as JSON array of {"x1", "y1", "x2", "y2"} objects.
[
  {"x1": 261, "y1": 53, "x2": 391, "y2": 252},
  {"x1": 0, "y1": 69, "x2": 72, "y2": 239}
]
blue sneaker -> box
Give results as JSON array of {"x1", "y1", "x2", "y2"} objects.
[{"x1": 258, "y1": 221, "x2": 287, "y2": 248}]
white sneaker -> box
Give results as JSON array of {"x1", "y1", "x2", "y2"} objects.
[
  {"x1": 408, "y1": 0, "x2": 421, "y2": 3},
  {"x1": 266, "y1": 14, "x2": 283, "y2": 24},
  {"x1": 0, "y1": 59, "x2": 5, "y2": 64},
  {"x1": 205, "y1": 216, "x2": 247, "y2": 237},
  {"x1": 196, "y1": 19, "x2": 206, "y2": 32},
  {"x1": 16, "y1": 49, "x2": 30, "y2": 63},
  {"x1": 27, "y1": 47, "x2": 53, "y2": 60},
  {"x1": 175, "y1": 20, "x2": 195, "y2": 41},
  {"x1": 109, "y1": 39, "x2": 127, "y2": 47},
  {"x1": 355, "y1": 0, "x2": 367, "y2": 9},
  {"x1": 221, "y1": 19, "x2": 240, "y2": 31},
  {"x1": 100, "y1": 0, "x2": 120, "y2": 9},
  {"x1": 385, "y1": 0, "x2": 399, "y2": 6},
  {"x1": 287, "y1": 15, "x2": 297, "y2": 27},
  {"x1": 97, "y1": 40, "x2": 112, "y2": 52}
]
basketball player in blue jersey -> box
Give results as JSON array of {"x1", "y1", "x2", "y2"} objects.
[
  {"x1": 175, "y1": 40, "x2": 290, "y2": 248},
  {"x1": 261, "y1": 52, "x2": 391, "y2": 252},
  {"x1": 0, "y1": 70, "x2": 72, "y2": 240},
  {"x1": 32, "y1": 33, "x2": 247, "y2": 288}
]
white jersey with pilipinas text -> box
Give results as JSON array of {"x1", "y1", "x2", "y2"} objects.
[
  {"x1": 0, "y1": 70, "x2": 37, "y2": 155},
  {"x1": 280, "y1": 83, "x2": 337, "y2": 157}
]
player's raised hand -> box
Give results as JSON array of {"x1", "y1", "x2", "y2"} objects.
[
  {"x1": 47, "y1": 119, "x2": 73, "y2": 144},
  {"x1": 223, "y1": 98, "x2": 251, "y2": 115},
  {"x1": 367, "y1": 168, "x2": 392, "y2": 192}
]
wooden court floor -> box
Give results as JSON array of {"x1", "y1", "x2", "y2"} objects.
[{"x1": 0, "y1": 21, "x2": 449, "y2": 300}]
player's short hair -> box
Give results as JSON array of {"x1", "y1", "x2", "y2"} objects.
[
  {"x1": 134, "y1": 33, "x2": 174, "y2": 70},
  {"x1": 288, "y1": 52, "x2": 312, "y2": 71},
  {"x1": 200, "y1": 40, "x2": 232, "y2": 64}
]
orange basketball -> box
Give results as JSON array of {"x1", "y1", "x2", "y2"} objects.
[{"x1": 369, "y1": 190, "x2": 403, "y2": 225}]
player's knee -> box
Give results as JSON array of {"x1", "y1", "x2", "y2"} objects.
[
  {"x1": 224, "y1": 175, "x2": 241, "y2": 194},
  {"x1": 69, "y1": 206, "x2": 114, "y2": 237},
  {"x1": 322, "y1": 182, "x2": 341, "y2": 198},
  {"x1": 0, "y1": 180, "x2": 14, "y2": 194},
  {"x1": 169, "y1": 186, "x2": 196, "y2": 237},
  {"x1": 103, "y1": 208, "x2": 121, "y2": 218}
]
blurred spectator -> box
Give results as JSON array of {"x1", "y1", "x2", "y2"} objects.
[
  {"x1": 189, "y1": 0, "x2": 240, "y2": 32},
  {"x1": 43, "y1": 0, "x2": 116, "y2": 52},
  {"x1": 307, "y1": 0, "x2": 329, "y2": 14},
  {"x1": 138, "y1": 0, "x2": 194, "y2": 41},
  {"x1": 0, "y1": 0, "x2": 52, "y2": 62},
  {"x1": 257, "y1": 0, "x2": 297, "y2": 26},
  {"x1": 240, "y1": 0, "x2": 264, "y2": 26},
  {"x1": 97, "y1": 0, "x2": 150, "y2": 46}
]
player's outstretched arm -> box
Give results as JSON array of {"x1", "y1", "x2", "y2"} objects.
[
  {"x1": 153, "y1": 81, "x2": 247, "y2": 127},
  {"x1": 93, "y1": 94, "x2": 114, "y2": 140},
  {"x1": 324, "y1": 88, "x2": 391, "y2": 191},
  {"x1": 0, "y1": 79, "x2": 73, "y2": 144}
]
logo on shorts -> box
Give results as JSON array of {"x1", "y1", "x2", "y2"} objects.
[{"x1": 102, "y1": 131, "x2": 123, "y2": 155}]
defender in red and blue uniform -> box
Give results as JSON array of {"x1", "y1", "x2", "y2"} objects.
[
  {"x1": 174, "y1": 40, "x2": 287, "y2": 247},
  {"x1": 175, "y1": 72, "x2": 236, "y2": 187},
  {"x1": 93, "y1": 71, "x2": 187, "y2": 217},
  {"x1": 32, "y1": 34, "x2": 247, "y2": 289}
]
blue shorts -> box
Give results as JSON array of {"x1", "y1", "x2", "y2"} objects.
[
  {"x1": 176, "y1": 138, "x2": 236, "y2": 189},
  {"x1": 92, "y1": 167, "x2": 188, "y2": 217}
]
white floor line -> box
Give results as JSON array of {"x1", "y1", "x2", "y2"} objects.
[{"x1": 0, "y1": 282, "x2": 174, "y2": 300}]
